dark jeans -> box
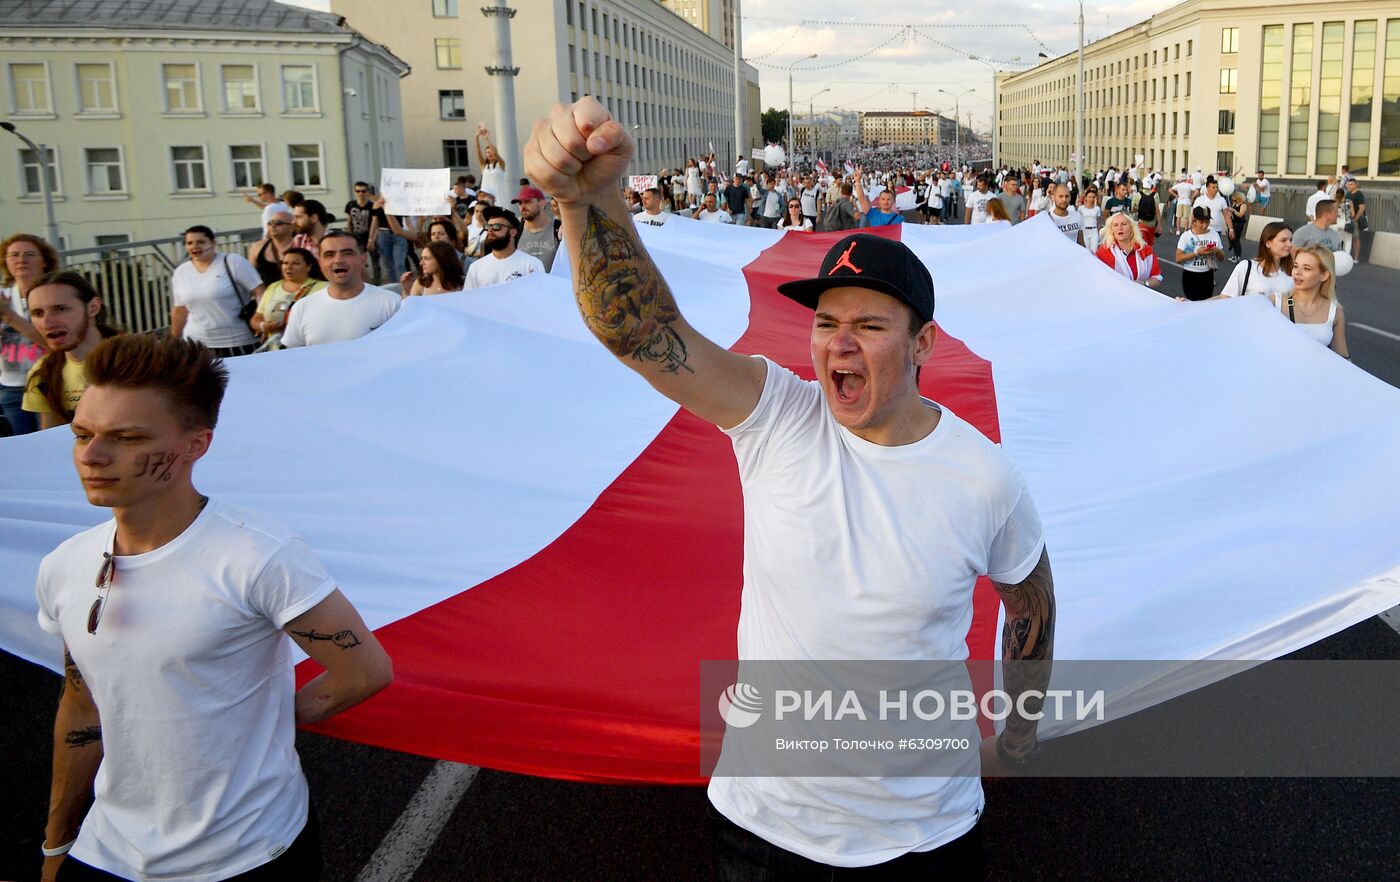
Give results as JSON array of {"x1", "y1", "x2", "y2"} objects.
[
  {"x1": 58, "y1": 806, "x2": 321, "y2": 881},
  {"x1": 0, "y1": 382, "x2": 37, "y2": 435},
  {"x1": 709, "y1": 803, "x2": 985, "y2": 882}
]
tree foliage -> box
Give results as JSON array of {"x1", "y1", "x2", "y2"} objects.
[{"x1": 761, "y1": 108, "x2": 789, "y2": 145}]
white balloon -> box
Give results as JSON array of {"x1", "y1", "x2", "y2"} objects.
[
  {"x1": 1217, "y1": 177, "x2": 1236, "y2": 197},
  {"x1": 1332, "y1": 250, "x2": 1354, "y2": 277},
  {"x1": 763, "y1": 144, "x2": 787, "y2": 167}
]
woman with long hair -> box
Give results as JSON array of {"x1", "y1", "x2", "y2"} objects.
[
  {"x1": 403, "y1": 241, "x2": 466, "y2": 295},
  {"x1": 1270, "y1": 244, "x2": 1348, "y2": 357},
  {"x1": 1227, "y1": 191, "x2": 1249, "y2": 260},
  {"x1": 1078, "y1": 188, "x2": 1102, "y2": 251},
  {"x1": 476, "y1": 124, "x2": 508, "y2": 204},
  {"x1": 170, "y1": 225, "x2": 265, "y2": 358},
  {"x1": 985, "y1": 197, "x2": 1013, "y2": 226},
  {"x1": 776, "y1": 197, "x2": 813, "y2": 232},
  {"x1": 1097, "y1": 211, "x2": 1162, "y2": 287},
  {"x1": 685, "y1": 158, "x2": 703, "y2": 209},
  {"x1": 1219, "y1": 222, "x2": 1294, "y2": 298},
  {"x1": 1, "y1": 233, "x2": 59, "y2": 434},
  {"x1": 251, "y1": 247, "x2": 325, "y2": 350}
]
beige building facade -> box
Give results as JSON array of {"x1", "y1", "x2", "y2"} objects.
[
  {"x1": 332, "y1": 0, "x2": 760, "y2": 180},
  {"x1": 657, "y1": 0, "x2": 736, "y2": 50},
  {"x1": 859, "y1": 110, "x2": 946, "y2": 148},
  {"x1": 996, "y1": 0, "x2": 1400, "y2": 181},
  {"x1": 0, "y1": 0, "x2": 408, "y2": 250}
]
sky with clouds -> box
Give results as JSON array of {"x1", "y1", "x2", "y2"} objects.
[{"x1": 287, "y1": 0, "x2": 1180, "y2": 132}]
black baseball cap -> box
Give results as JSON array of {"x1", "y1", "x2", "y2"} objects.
[{"x1": 776, "y1": 233, "x2": 935, "y2": 323}]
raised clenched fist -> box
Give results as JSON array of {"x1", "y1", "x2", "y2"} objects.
[{"x1": 523, "y1": 97, "x2": 634, "y2": 205}]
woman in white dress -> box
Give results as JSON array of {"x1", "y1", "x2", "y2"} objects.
[
  {"x1": 1269, "y1": 243, "x2": 1348, "y2": 358},
  {"x1": 1219, "y1": 222, "x2": 1294, "y2": 298},
  {"x1": 1079, "y1": 188, "x2": 1103, "y2": 251},
  {"x1": 684, "y1": 158, "x2": 703, "y2": 208},
  {"x1": 475, "y1": 125, "x2": 508, "y2": 202}
]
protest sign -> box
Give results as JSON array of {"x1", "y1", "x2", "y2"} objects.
[{"x1": 380, "y1": 167, "x2": 452, "y2": 216}]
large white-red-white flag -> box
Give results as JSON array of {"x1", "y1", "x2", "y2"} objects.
[{"x1": 2, "y1": 216, "x2": 1397, "y2": 783}]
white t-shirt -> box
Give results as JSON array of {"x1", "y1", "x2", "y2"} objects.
[
  {"x1": 1219, "y1": 258, "x2": 1293, "y2": 297},
  {"x1": 965, "y1": 190, "x2": 992, "y2": 224},
  {"x1": 708, "y1": 358, "x2": 1045, "y2": 867},
  {"x1": 1254, "y1": 177, "x2": 1271, "y2": 198},
  {"x1": 465, "y1": 248, "x2": 545, "y2": 289},
  {"x1": 2, "y1": 284, "x2": 44, "y2": 387},
  {"x1": 696, "y1": 208, "x2": 733, "y2": 224},
  {"x1": 1305, "y1": 189, "x2": 1330, "y2": 220},
  {"x1": 800, "y1": 187, "x2": 819, "y2": 217},
  {"x1": 635, "y1": 210, "x2": 670, "y2": 227},
  {"x1": 35, "y1": 499, "x2": 337, "y2": 881},
  {"x1": 1192, "y1": 193, "x2": 1230, "y2": 234},
  {"x1": 171, "y1": 254, "x2": 262, "y2": 348},
  {"x1": 1049, "y1": 207, "x2": 1083, "y2": 241},
  {"x1": 1178, "y1": 229, "x2": 1224, "y2": 272},
  {"x1": 1172, "y1": 182, "x2": 1195, "y2": 205},
  {"x1": 280, "y1": 284, "x2": 400, "y2": 348}
]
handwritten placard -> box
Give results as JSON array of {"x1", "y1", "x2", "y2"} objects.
[
  {"x1": 379, "y1": 168, "x2": 452, "y2": 217},
  {"x1": 628, "y1": 175, "x2": 659, "y2": 192}
]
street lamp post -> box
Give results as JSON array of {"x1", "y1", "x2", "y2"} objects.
[
  {"x1": 787, "y1": 54, "x2": 817, "y2": 162},
  {"x1": 1, "y1": 121, "x2": 60, "y2": 247},
  {"x1": 939, "y1": 88, "x2": 974, "y2": 169},
  {"x1": 1076, "y1": 1, "x2": 1086, "y2": 191},
  {"x1": 807, "y1": 86, "x2": 830, "y2": 164}
]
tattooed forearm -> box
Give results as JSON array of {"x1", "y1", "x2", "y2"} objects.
[
  {"x1": 994, "y1": 547, "x2": 1056, "y2": 754},
  {"x1": 576, "y1": 205, "x2": 692, "y2": 374},
  {"x1": 290, "y1": 628, "x2": 362, "y2": 649},
  {"x1": 63, "y1": 651, "x2": 84, "y2": 695},
  {"x1": 64, "y1": 726, "x2": 102, "y2": 748}
]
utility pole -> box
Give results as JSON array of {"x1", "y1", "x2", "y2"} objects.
[
  {"x1": 732, "y1": 5, "x2": 743, "y2": 173},
  {"x1": 482, "y1": 0, "x2": 521, "y2": 186},
  {"x1": 1076, "y1": 0, "x2": 1085, "y2": 190},
  {"x1": 1, "y1": 122, "x2": 60, "y2": 247}
]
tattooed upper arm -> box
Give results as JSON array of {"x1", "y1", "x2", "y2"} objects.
[
  {"x1": 992, "y1": 547, "x2": 1055, "y2": 663},
  {"x1": 570, "y1": 203, "x2": 765, "y2": 428}
]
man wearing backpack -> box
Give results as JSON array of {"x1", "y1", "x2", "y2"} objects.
[
  {"x1": 1135, "y1": 181, "x2": 1159, "y2": 246},
  {"x1": 821, "y1": 182, "x2": 862, "y2": 231}
]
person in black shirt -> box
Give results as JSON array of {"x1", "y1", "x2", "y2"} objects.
[
  {"x1": 723, "y1": 175, "x2": 751, "y2": 227},
  {"x1": 344, "y1": 182, "x2": 375, "y2": 249}
]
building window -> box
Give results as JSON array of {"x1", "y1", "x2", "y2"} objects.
[
  {"x1": 1349, "y1": 21, "x2": 1377, "y2": 175},
  {"x1": 1221, "y1": 27, "x2": 1239, "y2": 54},
  {"x1": 10, "y1": 63, "x2": 51, "y2": 113},
  {"x1": 1185, "y1": 111, "x2": 1190, "y2": 136},
  {"x1": 435, "y1": 38, "x2": 462, "y2": 69},
  {"x1": 433, "y1": 0, "x2": 458, "y2": 16},
  {"x1": 1219, "y1": 69, "x2": 1237, "y2": 94},
  {"x1": 439, "y1": 89, "x2": 465, "y2": 119},
  {"x1": 288, "y1": 144, "x2": 322, "y2": 187},
  {"x1": 1186, "y1": 72, "x2": 1191, "y2": 96},
  {"x1": 1216, "y1": 151, "x2": 1234, "y2": 173},
  {"x1": 170, "y1": 146, "x2": 209, "y2": 191},
  {"x1": 95, "y1": 234, "x2": 131, "y2": 255},
  {"x1": 162, "y1": 63, "x2": 200, "y2": 112},
  {"x1": 1381, "y1": 20, "x2": 1400, "y2": 175},
  {"x1": 230, "y1": 145, "x2": 265, "y2": 189},
  {"x1": 1258, "y1": 25, "x2": 1284, "y2": 173},
  {"x1": 1187, "y1": 40, "x2": 1193, "y2": 56},
  {"x1": 85, "y1": 147, "x2": 124, "y2": 194},
  {"x1": 19, "y1": 146, "x2": 60, "y2": 196},
  {"x1": 76, "y1": 63, "x2": 117, "y2": 113},
  {"x1": 1218, "y1": 109, "x2": 1236, "y2": 134},
  {"x1": 222, "y1": 64, "x2": 259, "y2": 112},
  {"x1": 282, "y1": 66, "x2": 317, "y2": 112},
  {"x1": 1287, "y1": 23, "x2": 1314, "y2": 174},
  {"x1": 1316, "y1": 22, "x2": 1344, "y2": 175},
  {"x1": 442, "y1": 139, "x2": 471, "y2": 167}
]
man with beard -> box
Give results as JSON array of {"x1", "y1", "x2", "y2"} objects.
[
  {"x1": 1047, "y1": 183, "x2": 1084, "y2": 245},
  {"x1": 279, "y1": 231, "x2": 399, "y2": 349},
  {"x1": 292, "y1": 200, "x2": 334, "y2": 256},
  {"x1": 465, "y1": 206, "x2": 545, "y2": 289},
  {"x1": 634, "y1": 187, "x2": 671, "y2": 227},
  {"x1": 512, "y1": 185, "x2": 558, "y2": 272},
  {"x1": 23, "y1": 273, "x2": 122, "y2": 429}
]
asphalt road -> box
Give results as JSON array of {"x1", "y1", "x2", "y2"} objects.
[{"x1": 3, "y1": 215, "x2": 1398, "y2": 882}]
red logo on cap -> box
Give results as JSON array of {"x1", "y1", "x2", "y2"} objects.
[{"x1": 829, "y1": 242, "x2": 862, "y2": 276}]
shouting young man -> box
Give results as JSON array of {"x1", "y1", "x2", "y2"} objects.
[
  {"x1": 37, "y1": 334, "x2": 392, "y2": 881},
  {"x1": 525, "y1": 98, "x2": 1054, "y2": 878}
]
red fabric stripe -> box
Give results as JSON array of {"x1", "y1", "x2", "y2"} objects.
[{"x1": 299, "y1": 226, "x2": 1005, "y2": 782}]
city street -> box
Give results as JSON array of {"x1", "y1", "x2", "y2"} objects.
[{"x1": 2, "y1": 220, "x2": 1397, "y2": 882}]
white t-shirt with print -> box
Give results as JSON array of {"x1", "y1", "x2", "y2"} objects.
[
  {"x1": 280, "y1": 284, "x2": 400, "y2": 348},
  {"x1": 171, "y1": 253, "x2": 262, "y2": 348},
  {"x1": 634, "y1": 210, "x2": 670, "y2": 227},
  {"x1": 36, "y1": 499, "x2": 337, "y2": 881},
  {"x1": 1049, "y1": 207, "x2": 1083, "y2": 241},
  {"x1": 965, "y1": 190, "x2": 993, "y2": 223},
  {"x1": 1192, "y1": 193, "x2": 1231, "y2": 234},
  {"x1": 707, "y1": 358, "x2": 1045, "y2": 867},
  {"x1": 465, "y1": 248, "x2": 545, "y2": 289},
  {"x1": 1177, "y1": 229, "x2": 1224, "y2": 272}
]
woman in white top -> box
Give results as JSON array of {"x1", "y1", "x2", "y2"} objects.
[
  {"x1": 1079, "y1": 189, "x2": 1103, "y2": 251},
  {"x1": 776, "y1": 197, "x2": 813, "y2": 232},
  {"x1": 170, "y1": 225, "x2": 266, "y2": 357},
  {"x1": 684, "y1": 158, "x2": 703, "y2": 207},
  {"x1": 1269, "y1": 243, "x2": 1348, "y2": 357},
  {"x1": 475, "y1": 125, "x2": 508, "y2": 203},
  {"x1": 1219, "y1": 222, "x2": 1294, "y2": 298},
  {"x1": 0, "y1": 232, "x2": 57, "y2": 435}
]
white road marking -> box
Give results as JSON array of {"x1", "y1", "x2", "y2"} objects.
[
  {"x1": 1351, "y1": 323, "x2": 1400, "y2": 344},
  {"x1": 354, "y1": 760, "x2": 479, "y2": 882},
  {"x1": 1380, "y1": 604, "x2": 1400, "y2": 638}
]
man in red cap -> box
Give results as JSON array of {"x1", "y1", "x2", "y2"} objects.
[
  {"x1": 525, "y1": 98, "x2": 1055, "y2": 878},
  {"x1": 511, "y1": 185, "x2": 557, "y2": 272}
]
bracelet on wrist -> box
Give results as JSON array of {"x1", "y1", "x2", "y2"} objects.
[{"x1": 41, "y1": 838, "x2": 76, "y2": 857}]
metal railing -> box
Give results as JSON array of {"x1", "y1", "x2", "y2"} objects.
[{"x1": 59, "y1": 228, "x2": 262, "y2": 334}]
